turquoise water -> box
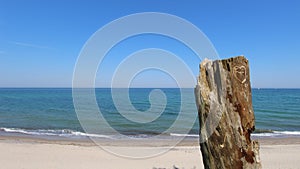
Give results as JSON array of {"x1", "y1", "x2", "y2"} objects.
[
  {"x1": 0, "y1": 88, "x2": 299, "y2": 139},
  {"x1": 252, "y1": 88, "x2": 300, "y2": 136}
]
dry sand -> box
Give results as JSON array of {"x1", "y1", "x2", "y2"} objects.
[{"x1": 0, "y1": 136, "x2": 299, "y2": 169}]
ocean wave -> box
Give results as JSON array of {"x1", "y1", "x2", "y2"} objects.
[
  {"x1": 171, "y1": 131, "x2": 300, "y2": 138},
  {"x1": 253, "y1": 129, "x2": 274, "y2": 133},
  {"x1": 170, "y1": 133, "x2": 199, "y2": 137},
  {"x1": 252, "y1": 131, "x2": 300, "y2": 137},
  {"x1": 1, "y1": 127, "x2": 300, "y2": 139},
  {"x1": 172, "y1": 131, "x2": 300, "y2": 138},
  {"x1": 0, "y1": 127, "x2": 111, "y2": 139}
]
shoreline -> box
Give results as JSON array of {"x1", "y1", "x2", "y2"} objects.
[
  {"x1": 1, "y1": 134, "x2": 300, "y2": 147},
  {"x1": 0, "y1": 134, "x2": 199, "y2": 147}
]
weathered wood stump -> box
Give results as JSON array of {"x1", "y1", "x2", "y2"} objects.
[{"x1": 194, "y1": 56, "x2": 261, "y2": 169}]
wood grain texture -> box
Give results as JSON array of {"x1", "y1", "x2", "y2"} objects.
[{"x1": 195, "y1": 56, "x2": 261, "y2": 169}]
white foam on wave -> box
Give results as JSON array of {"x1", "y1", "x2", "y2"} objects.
[
  {"x1": 2, "y1": 127, "x2": 300, "y2": 139},
  {"x1": 251, "y1": 133, "x2": 276, "y2": 137},
  {"x1": 172, "y1": 131, "x2": 300, "y2": 138},
  {"x1": 252, "y1": 131, "x2": 300, "y2": 137},
  {"x1": 170, "y1": 133, "x2": 199, "y2": 137},
  {"x1": 0, "y1": 127, "x2": 111, "y2": 139},
  {"x1": 273, "y1": 131, "x2": 300, "y2": 135}
]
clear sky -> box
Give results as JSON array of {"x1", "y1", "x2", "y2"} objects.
[{"x1": 0, "y1": 0, "x2": 299, "y2": 88}]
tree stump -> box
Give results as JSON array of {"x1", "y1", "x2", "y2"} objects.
[{"x1": 194, "y1": 56, "x2": 262, "y2": 169}]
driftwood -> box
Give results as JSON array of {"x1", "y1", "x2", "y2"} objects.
[{"x1": 195, "y1": 56, "x2": 261, "y2": 169}]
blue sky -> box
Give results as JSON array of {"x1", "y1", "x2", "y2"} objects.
[{"x1": 0, "y1": 0, "x2": 299, "y2": 88}]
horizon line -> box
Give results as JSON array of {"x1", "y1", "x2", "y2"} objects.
[{"x1": 0, "y1": 87, "x2": 300, "y2": 89}]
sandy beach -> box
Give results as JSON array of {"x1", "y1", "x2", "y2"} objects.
[{"x1": 0, "y1": 136, "x2": 299, "y2": 169}]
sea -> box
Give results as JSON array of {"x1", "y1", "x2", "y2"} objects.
[{"x1": 0, "y1": 88, "x2": 299, "y2": 140}]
